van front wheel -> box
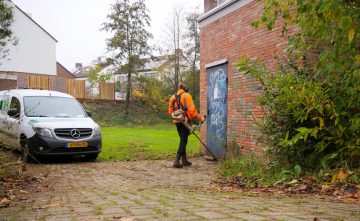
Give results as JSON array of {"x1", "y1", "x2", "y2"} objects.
[{"x1": 85, "y1": 153, "x2": 98, "y2": 161}]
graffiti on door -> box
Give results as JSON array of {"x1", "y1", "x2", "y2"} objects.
[{"x1": 206, "y1": 64, "x2": 228, "y2": 158}]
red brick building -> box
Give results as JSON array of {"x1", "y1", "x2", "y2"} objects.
[
  {"x1": 56, "y1": 62, "x2": 75, "y2": 79},
  {"x1": 199, "y1": 0, "x2": 292, "y2": 157}
]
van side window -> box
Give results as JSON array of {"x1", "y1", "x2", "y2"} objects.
[
  {"x1": 0, "y1": 95, "x2": 10, "y2": 113},
  {"x1": 9, "y1": 97, "x2": 21, "y2": 118}
]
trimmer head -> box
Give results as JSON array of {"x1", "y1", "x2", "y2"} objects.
[{"x1": 204, "y1": 155, "x2": 218, "y2": 161}]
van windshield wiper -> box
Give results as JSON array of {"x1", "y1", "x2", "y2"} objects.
[
  {"x1": 28, "y1": 115, "x2": 49, "y2": 117},
  {"x1": 55, "y1": 115, "x2": 72, "y2": 118}
]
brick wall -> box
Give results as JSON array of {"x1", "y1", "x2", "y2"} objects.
[
  {"x1": 0, "y1": 72, "x2": 29, "y2": 89},
  {"x1": 0, "y1": 79, "x2": 17, "y2": 90},
  {"x1": 57, "y1": 62, "x2": 75, "y2": 79},
  {"x1": 200, "y1": 0, "x2": 295, "y2": 154}
]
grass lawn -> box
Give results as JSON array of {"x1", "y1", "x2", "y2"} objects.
[{"x1": 99, "y1": 125, "x2": 200, "y2": 161}]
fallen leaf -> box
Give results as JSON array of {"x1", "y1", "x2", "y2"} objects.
[
  {"x1": 336, "y1": 168, "x2": 348, "y2": 181},
  {"x1": 321, "y1": 185, "x2": 331, "y2": 192},
  {"x1": 117, "y1": 218, "x2": 138, "y2": 221},
  {"x1": 344, "y1": 186, "x2": 358, "y2": 198},
  {"x1": 288, "y1": 179, "x2": 298, "y2": 185},
  {"x1": 298, "y1": 184, "x2": 307, "y2": 191},
  {"x1": 274, "y1": 180, "x2": 283, "y2": 186},
  {"x1": 37, "y1": 202, "x2": 62, "y2": 209},
  {"x1": 0, "y1": 198, "x2": 10, "y2": 208}
]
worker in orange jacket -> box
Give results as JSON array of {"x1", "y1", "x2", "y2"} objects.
[{"x1": 168, "y1": 83, "x2": 205, "y2": 168}]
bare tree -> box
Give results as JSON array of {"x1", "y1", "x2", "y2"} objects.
[
  {"x1": 161, "y1": 6, "x2": 186, "y2": 92},
  {"x1": 183, "y1": 10, "x2": 200, "y2": 102}
]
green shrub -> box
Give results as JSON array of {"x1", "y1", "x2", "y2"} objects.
[
  {"x1": 237, "y1": 0, "x2": 360, "y2": 170},
  {"x1": 220, "y1": 153, "x2": 303, "y2": 185},
  {"x1": 135, "y1": 76, "x2": 169, "y2": 113}
]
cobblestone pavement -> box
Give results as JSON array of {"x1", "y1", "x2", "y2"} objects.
[{"x1": 1, "y1": 158, "x2": 360, "y2": 221}]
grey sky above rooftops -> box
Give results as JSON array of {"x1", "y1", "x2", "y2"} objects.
[{"x1": 11, "y1": 0, "x2": 203, "y2": 71}]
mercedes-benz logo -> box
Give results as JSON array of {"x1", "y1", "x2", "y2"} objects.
[{"x1": 71, "y1": 129, "x2": 81, "y2": 139}]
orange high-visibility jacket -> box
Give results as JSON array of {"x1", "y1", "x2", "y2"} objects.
[{"x1": 168, "y1": 89, "x2": 203, "y2": 123}]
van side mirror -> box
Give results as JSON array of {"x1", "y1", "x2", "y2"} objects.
[
  {"x1": 86, "y1": 110, "x2": 92, "y2": 117},
  {"x1": 7, "y1": 108, "x2": 18, "y2": 117}
]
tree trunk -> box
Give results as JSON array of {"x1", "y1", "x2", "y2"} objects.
[
  {"x1": 175, "y1": 51, "x2": 179, "y2": 91},
  {"x1": 125, "y1": 71, "x2": 132, "y2": 116},
  {"x1": 192, "y1": 63, "x2": 196, "y2": 101}
]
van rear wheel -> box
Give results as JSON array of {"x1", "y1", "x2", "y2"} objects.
[{"x1": 85, "y1": 153, "x2": 98, "y2": 161}]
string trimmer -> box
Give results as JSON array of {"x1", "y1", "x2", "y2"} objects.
[{"x1": 172, "y1": 111, "x2": 218, "y2": 161}]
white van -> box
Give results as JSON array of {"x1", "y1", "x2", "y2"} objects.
[{"x1": 0, "y1": 89, "x2": 102, "y2": 161}]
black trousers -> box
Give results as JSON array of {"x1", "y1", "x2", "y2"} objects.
[{"x1": 176, "y1": 123, "x2": 190, "y2": 157}]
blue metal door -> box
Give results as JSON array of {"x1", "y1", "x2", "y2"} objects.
[{"x1": 206, "y1": 64, "x2": 228, "y2": 158}]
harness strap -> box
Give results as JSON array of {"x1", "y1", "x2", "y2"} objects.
[
  {"x1": 183, "y1": 93, "x2": 188, "y2": 111},
  {"x1": 172, "y1": 92, "x2": 189, "y2": 118},
  {"x1": 175, "y1": 94, "x2": 181, "y2": 110}
]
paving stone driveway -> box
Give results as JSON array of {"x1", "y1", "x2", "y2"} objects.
[{"x1": 1, "y1": 158, "x2": 360, "y2": 221}]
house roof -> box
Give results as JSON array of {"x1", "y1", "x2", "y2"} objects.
[
  {"x1": 97, "y1": 56, "x2": 169, "y2": 76},
  {"x1": 73, "y1": 71, "x2": 89, "y2": 78},
  {"x1": 142, "y1": 58, "x2": 168, "y2": 71},
  {"x1": 7, "y1": 0, "x2": 58, "y2": 42},
  {"x1": 72, "y1": 66, "x2": 90, "y2": 78},
  {"x1": 157, "y1": 51, "x2": 191, "y2": 70},
  {"x1": 95, "y1": 51, "x2": 190, "y2": 77}
]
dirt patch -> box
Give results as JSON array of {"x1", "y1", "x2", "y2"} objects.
[
  {"x1": 213, "y1": 175, "x2": 360, "y2": 204},
  {"x1": 0, "y1": 149, "x2": 51, "y2": 208}
]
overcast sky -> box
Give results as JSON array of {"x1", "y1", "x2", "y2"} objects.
[{"x1": 11, "y1": 0, "x2": 203, "y2": 71}]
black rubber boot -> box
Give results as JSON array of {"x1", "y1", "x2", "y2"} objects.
[
  {"x1": 181, "y1": 154, "x2": 192, "y2": 167},
  {"x1": 173, "y1": 154, "x2": 183, "y2": 168}
]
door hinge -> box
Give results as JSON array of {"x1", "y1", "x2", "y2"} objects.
[{"x1": 226, "y1": 77, "x2": 228, "y2": 84}]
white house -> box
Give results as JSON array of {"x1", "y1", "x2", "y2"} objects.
[
  {"x1": 0, "y1": 0, "x2": 57, "y2": 76},
  {"x1": 107, "y1": 52, "x2": 191, "y2": 84}
]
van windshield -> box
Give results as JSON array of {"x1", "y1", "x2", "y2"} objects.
[{"x1": 24, "y1": 96, "x2": 87, "y2": 118}]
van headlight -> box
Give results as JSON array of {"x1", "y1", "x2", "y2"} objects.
[
  {"x1": 93, "y1": 126, "x2": 101, "y2": 135},
  {"x1": 33, "y1": 127, "x2": 53, "y2": 138}
]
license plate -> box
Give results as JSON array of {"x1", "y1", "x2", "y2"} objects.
[{"x1": 67, "y1": 142, "x2": 88, "y2": 148}]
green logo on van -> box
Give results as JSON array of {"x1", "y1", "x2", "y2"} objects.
[{"x1": 27, "y1": 119, "x2": 39, "y2": 126}]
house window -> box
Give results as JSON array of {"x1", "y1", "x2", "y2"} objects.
[
  {"x1": 120, "y1": 76, "x2": 127, "y2": 82},
  {"x1": 148, "y1": 72, "x2": 157, "y2": 78},
  {"x1": 217, "y1": 0, "x2": 230, "y2": 5}
]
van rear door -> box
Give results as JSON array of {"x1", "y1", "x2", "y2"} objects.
[
  {"x1": 0, "y1": 93, "x2": 12, "y2": 148},
  {"x1": 1, "y1": 95, "x2": 21, "y2": 149}
]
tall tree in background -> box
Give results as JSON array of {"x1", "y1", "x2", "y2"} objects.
[
  {"x1": 102, "y1": 0, "x2": 152, "y2": 115},
  {"x1": 163, "y1": 6, "x2": 185, "y2": 92},
  {"x1": 183, "y1": 10, "x2": 200, "y2": 105},
  {"x1": 0, "y1": 0, "x2": 17, "y2": 64}
]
